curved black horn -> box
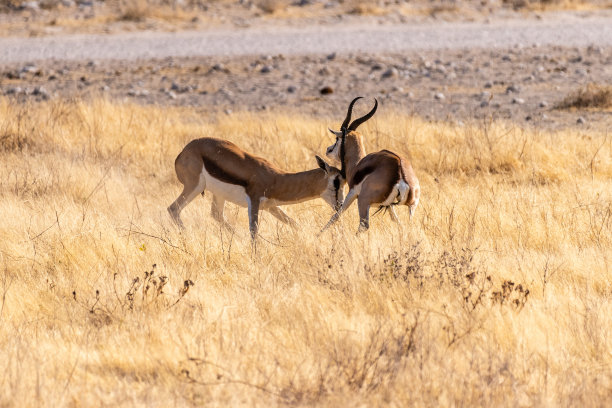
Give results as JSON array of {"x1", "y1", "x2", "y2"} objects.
[
  {"x1": 340, "y1": 96, "x2": 363, "y2": 130},
  {"x1": 348, "y1": 98, "x2": 378, "y2": 131}
]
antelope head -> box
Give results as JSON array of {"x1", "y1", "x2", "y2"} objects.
[
  {"x1": 326, "y1": 97, "x2": 378, "y2": 167},
  {"x1": 315, "y1": 155, "x2": 345, "y2": 211}
]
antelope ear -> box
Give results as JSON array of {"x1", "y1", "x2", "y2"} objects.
[
  {"x1": 315, "y1": 155, "x2": 329, "y2": 172},
  {"x1": 328, "y1": 128, "x2": 343, "y2": 137}
]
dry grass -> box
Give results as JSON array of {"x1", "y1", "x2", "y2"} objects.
[
  {"x1": 556, "y1": 83, "x2": 612, "y2": 110},
  {"x1": 1, "y1": 98, "x2": 611, "y2": 406}
]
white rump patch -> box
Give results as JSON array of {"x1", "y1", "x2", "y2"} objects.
[
  {"x1": 381, "y1": 180, "x2": 410, "y2": 206},
  {"x1": 201, "y1": 166, "x2": 249, "y2": 207}
]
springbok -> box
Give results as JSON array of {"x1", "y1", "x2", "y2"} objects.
[
  {"x1": 168, "y1": 137, "x2": 345, "y2": 239},
  {"x1": 321, "y1": 97, "x2": 420, "y2": 232}
]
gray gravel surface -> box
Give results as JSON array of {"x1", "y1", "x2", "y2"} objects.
[{"x1": 2, "y1": 14, "x2": 612, "y2": 64}]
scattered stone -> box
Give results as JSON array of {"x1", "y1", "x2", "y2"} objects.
[
  {"x1": 484, "y1": 81, "x2": 493, "y2": 88},
  {"x1": 392, "y1": 86, "x2": 404, "y2": 93},
  {"x1": 21, "y1": 1, "x2": 40, "y2": 10},
  {"x1": 480, "y1": 101, "x2": 489, "y2": 108},
  {"x1": 212, "y1": 63, "x2": 225, "y2": 71},
  {"x1": 170, "y1": 82, "x2": 190, "y2": 93},
  {"x1": 502, "y1": 55, "x2": 512, "y2": 61},
  {"x1": 32, "y1": 86, "x2": 49, "y2": 99},
  {"x1": 260, "y1": 65, "x2": 272, "y2": 74},
  {"x1": 506, "y1": 84, "x2": 520, "y2": 94},
  {"x1": 577, "y1": 116, "x2": 586, "y2": 124},
  {"x1": 320, "y1": 86, "x2": 333, "y2": 95},
  {"x1": 538, "y1": 101, "x2": 548, "y2": 108},
  {"x1": 5, "y1": 87, "x2": 22, "y2": 95},
  {"x1": 287, "y1": 85, "x2": 297, "y2": 93},
  {"x1": 525, "y1": 115, "x2": 532, "y2": 121},
  {"x1": 446, "y1": 72, "x2": 457, "y2": 80},
  {"x1": 101, "y1": 85, "x2": 110, "y2": 92},
  {"x1": 318, "y1": 67, "x2": 330, "y2": 76},
  {"x1": 381, "y1": 67, "x2": 398, "y2": 79},
  {"x1": 434, "y1": 93, "x2": 445, "y2": 100},
  {"x1": 224, "y1": 109, "x2": 233, "y2": 115},
  {"x1": 479, "y1": 91, "x2": 491, "y2": 100},
  {"x1": 326, "y1": 52, "x2": 336, "y2": 60},
  {"x1": 575, "y1": 68, "x2": 588, "y2": 76},
  {"x1": 512, "y1": 98, "x2": 525, "y2": 104}
]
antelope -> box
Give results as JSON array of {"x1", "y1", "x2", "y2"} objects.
[
  {"x1": 321, "y1": 97, "x2": 420, "y2": 232},
  {"x1": 168, "y1": 137, "x2": 345, "y2": 239}
]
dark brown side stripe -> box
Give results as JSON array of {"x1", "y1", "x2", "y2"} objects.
[
  {"x1": 350, "y1": 165, "x2": 375, "y2": 188},
  {"x1": 203, "y1": 157, "x2": 248, "y2": 187}
]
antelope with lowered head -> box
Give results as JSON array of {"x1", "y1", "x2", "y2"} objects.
[
  {"x1": 321, "y1": 97, "x2": 420, "y2": 232},
  {"x1": 168, "y1": 137, "x2": 345, "y2": 239}
]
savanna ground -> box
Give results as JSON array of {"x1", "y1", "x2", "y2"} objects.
[{"x1": 0, "y1": 96, "x2": 611, "y2": 406}]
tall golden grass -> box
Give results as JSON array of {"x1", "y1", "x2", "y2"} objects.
[{"x1": 0, "y1": 98, "x2": 611, "y2": 406}]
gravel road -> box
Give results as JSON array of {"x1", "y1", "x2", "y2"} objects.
[{"x1": 1, "y1": 13, "x2": 612, "y2": 64}]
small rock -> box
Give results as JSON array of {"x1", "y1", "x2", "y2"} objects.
[
  {"x1": 512, "y1": 98, "x2": 525, "y2": 104},
  {"x1": 381, "y1": 67, "x2": 398, "y2": 79},
  {"x1": 446, "y1": 72, "x2": 457, "y2": 80},
  {"x1": 260, "y1": 65, "x2": 272, "y2": 74},
  {"x1": 484, "y1": 81, "x2": 493, "y2": 88},
  {"x1": 577, "y1": 117, "x2": 586, "y2": 125},
  {"x1": 212, "y1": 63, "x2": 225, "y2": 71},
  {"x1": 326, "y1": 52, "x2": 336, "y2": 60},
  {"x1": 480, "y1": 101, "x2": 489, "y2": 108},
  {"x1": 506, "y1": 84, "x2": 520, "y2": 94},
  {"x1": 5, "y1": 87, "x2": 22, "y2": 95},
  {"x1": 21, "y1": 1, "x2": 39, "y2": 10},
  {"x1": 538, "y1": 101, "x2": 548, "y2": 108},
  {"x1": 479, "y1": 91, "x2": 491, "y2": 100},
  {"x1": 525, "y1": 115, "x2": 532, "y2": 121},
  {"x1": 287, "y1": 85, "x2": 297, "y2": 93},
  {"x1": 575, "y1": 68, "x2": 588, "y2": 76},
  {"x1": 224, "y1": 109, "x2": 233, "y2": 115},
  {"x1": 392, "y1": 86, "x2": 404, "y2": 93},
  {"x1": 502, "y1": 55, "x2": 512, "y2": 62},
  {"x1": 32, "y1": 86, "x2": 49, "y2": 99},
  {"x1": 101, "y1": 85, "x2": 110, "y2": 92},
  {"x1": 320, "y1": 86, "x2": 333, "y2": 95},
  {"x1": 166, "y1": 91, "x2": 177, "y2": 99},
  {"x1": 434, "y1": 93, "x2": 445, "y2": 100}
]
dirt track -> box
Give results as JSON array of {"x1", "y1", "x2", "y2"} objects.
[{"x1": 2, "y1": 13, "x2": 612, "y2": 63}]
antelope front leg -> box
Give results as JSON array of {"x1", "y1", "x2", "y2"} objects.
[
  {"x1": 247, "y1": 196, "x2": 260, "y2": 240},
  {"x1": 267, "y1": 206, "x2": 297, "y2": 229},
  {"x1": 320, "y1": 188, "x2": 358, "y2": 233}
]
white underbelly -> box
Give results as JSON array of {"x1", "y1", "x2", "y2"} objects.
[{"x1": 201, "y1": 166, "x2": 249, "y2": 207}]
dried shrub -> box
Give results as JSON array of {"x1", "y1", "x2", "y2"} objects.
[
  {"x1": 556, "y1": 84, "x2": 612, "y2": 110},
  {"x1": 256, "y1": 0, "x2": 288, "y2": 14}
]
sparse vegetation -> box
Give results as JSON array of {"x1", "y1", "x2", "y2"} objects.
[
  {"x1": 556, "y1": 83, "x2": 612, "y2": 110},
  {"x1": 0, "y1": 98, "x2": 611, "y2": 406}
]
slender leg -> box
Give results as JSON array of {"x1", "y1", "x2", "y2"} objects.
[
  {"x1": 211, "y1": 195, "x2": 235, "y2": 232},
  {"x1": 388, "y1": 206, "x2": 400, "y2": 223},
  {"x1": 267, "y1": 206, "x2": 297, "y2": 228},
  {"x1": 357, "y1": 197, "x2": 371, "y2": 233},
  {"x1": 320, "y1": 188, "x2": 358, "y2": 233},
  {"x1": 247, "y1": 196, "x2": 260, "y2": 240},
  {"x1": 168, "y1": 177, "x2": 206, "y2": 229}
]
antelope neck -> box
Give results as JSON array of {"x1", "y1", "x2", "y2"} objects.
[{"x1": 266, "y1": 169, "x2": 327, "y2": 202}]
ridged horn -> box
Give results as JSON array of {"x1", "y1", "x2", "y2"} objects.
[
  {"x1": 340, "y1": 96, "x2": 363, "y2": 130},
  {"x1": 347, "y1": 98, "x2": 378, "y2": 131}
]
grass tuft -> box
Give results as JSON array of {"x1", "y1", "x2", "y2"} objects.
[{"x1": 556, "y1": 83, "x2": 612, "y2": 110}]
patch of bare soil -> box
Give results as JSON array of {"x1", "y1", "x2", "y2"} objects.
[
  {"x1": 1, "y1": 43, "x2": 610, "y2": 130},
  {"x1": 0, "y1": 0, "x2": 611, "y2": 37}
]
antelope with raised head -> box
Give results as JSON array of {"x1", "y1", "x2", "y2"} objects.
[
  {"x1": 168, "y1": 137, "x2": 345, "y2": 239},
  {"x1": 321, "y1": 97, "x2": 420, "y2": 232}
]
